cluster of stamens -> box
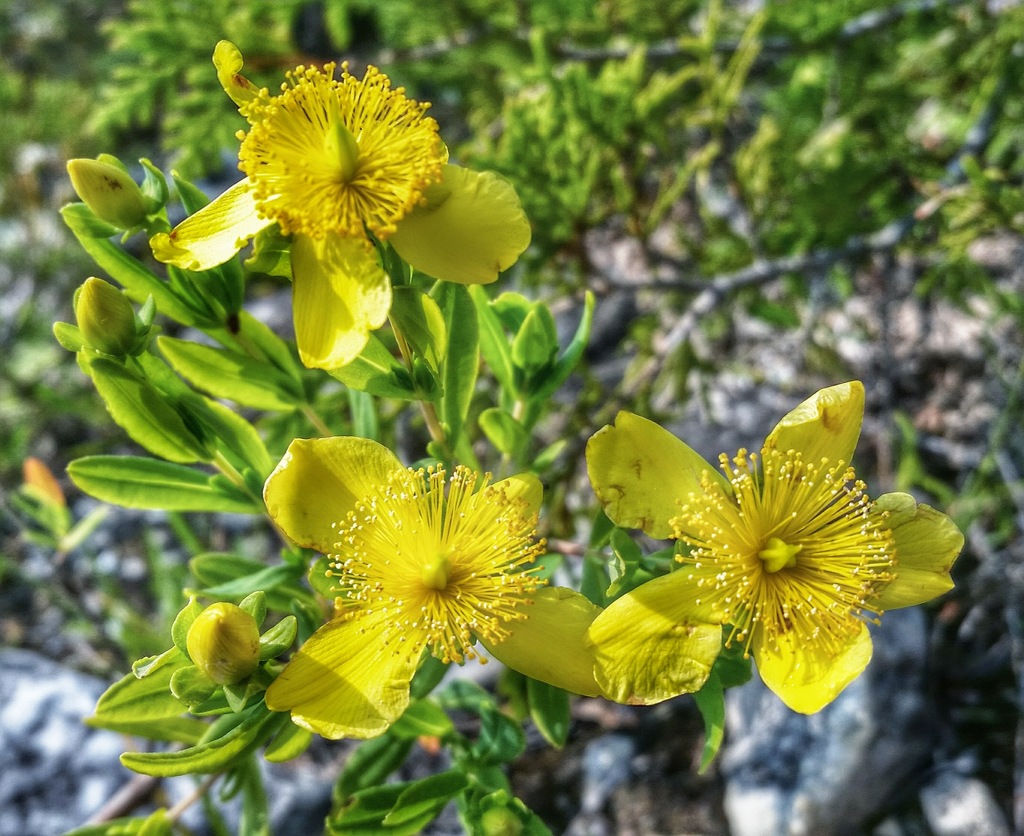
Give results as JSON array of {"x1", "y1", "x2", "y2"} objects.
[
  {"x1": 671, "y1": 447, "x2": 895, "y2": 659},
  {"x1": 237, "y1": 62, "x2": 444, "y2": 241},
  {"x1": 325, "y1": 465, "x2": 546, "y2": 665}
]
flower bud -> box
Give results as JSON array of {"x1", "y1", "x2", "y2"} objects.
[
  {"x1": 67, "y1": 157, "x2": 150, "y2": 230},
  {"x1": 480, "y1": 808, "x2": 523, "y2": 836},
  {"x1": 75, "y1": 278, "x2": 137, "y2": 356},
  {"x1": 186, "y1": 602, "x2": 261, "y2": 685}
]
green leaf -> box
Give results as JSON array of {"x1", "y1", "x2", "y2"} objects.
[
  {"x1": 328, "y1": 783, "x2": 438, "y2": 835},
  {"x1": 607, "y1": 527, "x2": 643, "y2": 597},
  {"x1": 478, "y1": 408, "x2": 527, "y2": 459},
  {"x1": 693, "y1": 671, "x2": 725, "y2": 774},
  {"x1": 86, "y1": 358, "x2": 210, "y2": 463},
  {"x1": 390, "y1": 286, "x2": 447, "y2": 372},
  {"x1": 54, "y1": 321, "x2": 86, "y2": 352},
  {"x1": 527, "y1": 679, "x2": 570, "y2": 748},
  {"x1": 390, "y1": 699, "x2": 454, "y2": 740},
  {"x1": 264, "y1": 720, "x2": 312, "y2": 763},
  {"x1": 383, "y1": 770, "x2": 469, "y2": 827},
  {"x1": 511, "y1": 305, "x2": 559, "y2": 374},
  {"x1": 190, "y1": 552, "x2": 316, "y2": 615},
  {"x1": 470, "y1": 285, "x2": 515, "y2": 397},
  {"x1": 61, "y1": 203, "x2": 200, "y2": 325},
  {"x1": 120, "y1": 703, "x2": 288, "y2": 777},
  {"x1": 88, "y1": 649, "x2": 206, "y2": 744},
  {"x1": 158, "y1": 336, "x2": 304, "y2": 411},
  {"x1": 336, "y1": 733, "x2": 416, "y2": 798},
  {"x1": 532, "y1": 291, "x2": 594, "y2": 401},
  {"x1": 178, "y1": 393, "x2": 274, "y2": 477},
  {"x1": 329, "y1": 334, "x2": 418, "y2": 399},
  {"x1": 433, "y1": 283, "x2": 478, "y2": 448},
  {"x1": 235, "y1": 311, "x2": 304, "y2": 388},
  {"x1": 68, "y1": 456, "x2": 259, "y2": 513}
]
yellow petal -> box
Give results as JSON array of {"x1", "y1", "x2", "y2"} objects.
[
  {"x1": 150, "y1": 179, "x2": 270, "y2": 271},
  {"x1": 763, "y1": 381, "x2": 865, "y2": 466},
  {"x1": 291, "y1": 234, "x2": 392, "y2": 370},
  {"x1": 754, "y1": 623, "x2": 872, "y2": 714},
  {"x1": 586, "y1": 571, "x2": 723, "y2": 705},
  {"x1": 586, "y1": 411, "x2": 725, "y2": 539},
  {"x1": 213, "y1": 40, "x2": 259, "y2": 108},
  {"x1": 263, "y1": 436, "x2": 402, "y2": 552},
  {"x1": 483, "y1": 587, "x2": 603, "y2": 697},
  {"x1": 870, "y1": 492, "x2": 962, "y2": 610},
  {"x1": 265, "y1": 613, "x2": 421, "y2": 739},
  {"x1": 389, "y1": 165, "x2": 530, "y2": 285},
  {"x1": 490, "y1": 473, "x2": 543, "y2": 517}
]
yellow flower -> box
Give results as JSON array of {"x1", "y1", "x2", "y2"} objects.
[
  {"x1": 263, "y1": 437, "x2": 601, "y2": 739},
  {"x1": 585, "y1": 381, "x2": 963, "y2": 713},
  {"x1": 151, "y1": 42, "x2": 531, "y2": 370}
]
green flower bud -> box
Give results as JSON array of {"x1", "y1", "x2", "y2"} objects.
[
  {"x1": 186, "y1": 602, "x2": 261, "y2": 685},
  {"x1": 480, "y1": 808, "x2": 524, "y2": 836},
  {"x1": 75, "y1": 278, "x2": 137, "y2": 356},
  {"x1": 67, "y1": 157, "x2": 150, "y2": 230}
]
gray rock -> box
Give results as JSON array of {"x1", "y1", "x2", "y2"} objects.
[
  {"x1": 721, "y1": 607, "x2": 935, "y2": 836},
  {"x1": 919, "y1": 769, "x2": 1011, "y2": 836}
]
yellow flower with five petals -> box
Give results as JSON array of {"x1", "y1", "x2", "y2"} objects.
[
  {"x1": 263, "y1": 436, "x2": 601, "y2": 739},
  {"x1": 585, "y1": 381, "x2": 963, "y2": 713},
  {"x1": 151, "y1": 42, "x2": 531, "y2": 370}
]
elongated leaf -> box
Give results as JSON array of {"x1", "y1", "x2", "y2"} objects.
[
  {"x1": 693, "y1": 672, "x2": 725, "y2": 774},
  {"x1": 383, "y1": 771, "x2": 469, "y2": 826},
  {"x1": 329, "y1": 783, "x2": 439, "y2": 836},
  {"x1": 159, "y1": 336, "x2": 304, "y2": 411},
  {"x1": 526, "y1": 679, "x2": 570, "y2": 748},
  {"x1": 329, "y1": 334, "x2": 417, "y2": 399},
  {"x1": 478, "y1": 408, "x2": 527, "y2": 459},
  {"x1": 391, "y1": 286, "x2": 447, "y2": 372},
  {"x1": 120, "y1": 703, "x2": 287, "y2": 776},
  {"x1": 179, "y1": 393, "x2": 274, "y2": 477},
  {"x1": 336, "y1": 733, "x2": 415, "y2": 798},
  {"x1": 68, "y1": 456, "x2": 258, "y2": 512},
  {"x1": 189, "y1": 552, "x2": 316, "y2": 615},
  {"x1": 390, "y1": 699, "x2": 454, "y2": 740},
  {"x1": 433, "y1": 283, "x2": 478, "y2": 447},
  {"x1": 533, "y1": 291, "x2": 594, "y2": 401},
  {"x1": 87, "y1": 359, "x2": 210, "y2": 463},
  {"x1": 235, "y1": 311, "x2": 304, "y2": 387},
  {"x1": 469, "y1": 285, "x2": 515, "y2": 396},
  {"x1": 62, "y1": 203, "x2": 199, "y2": 325}
]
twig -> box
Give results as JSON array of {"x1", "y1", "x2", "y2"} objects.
[{"x1": 85, "y1": 773, "x2": 160, "y2": 824}]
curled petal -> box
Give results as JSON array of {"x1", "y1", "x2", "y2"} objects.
[
  {"x1": 264, "y1": 436, "x2": 402, "y2": 552},
  {"x1": 213, "y1": 40, "x2": 260, "y2": 108},
  {"x1": 871, "y1": 492, "x2": 962, "y2": 610},
  {"x1": 484, "y1": 587, "x2": 603, "y2": 697},
  {"x1": 763, "y1": 381, "x2": 865, "y2": 466},
  {"x1": 265, "y1": 613, "x2": 420, "y2": 739},
  {"x1": 291, "y1": 234, "x2": 391, "y2": 370},
  {"x1": 587, "y1": 571, "x2": 723, "y2": 704},
  {"x1": 390, "y1": 165, "x2": 531, "y2": 285},
  {"x1": 754, "y1": 623, "x2": 872, "y2": 714},
  {"x1": 586, "y1": 411, "x2": 725, "y2": 539},
  {"x1": 150, "y1": 179, "x2": 269, "y2": 271}
]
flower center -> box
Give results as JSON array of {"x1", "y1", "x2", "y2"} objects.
[
  {"x1": 326, "y1": 466, "x2": 546, "y2": 664},
  {"x1": 237, "y1": 61, "x2": 444, "y2": 241},
  {"x1": 670, "y1": 448, "x2": 896, "y2": 657}
]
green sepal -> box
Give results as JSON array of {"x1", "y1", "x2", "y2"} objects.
[
  {"x1": 139, "y1": 158, "x2": 169, "y2": 211},
  {"x1": 258, "y1": 616, "x2": 298, "y2": 660},
  {"x1": 390, "y1": 285, "x2": 447, "y2": 372},
  {"x1": 169, "y1": 664, "x2": 218, "y2": 708},
  {"x1": 54, "y1": 321, "x2": 86, "y2": 352},
  {"x1": 158, "y1": 336, "x2": 304, "y2": 411},
  {"x1": 606, "y1": 527, "x2": 643, "y2": 597},
  {"x1": 237, "y1": 591, "x2": 267, "y2": 627},
  {"x1": 462, "y1": 789, "x2": 553, "y2": 836},
  {"x1": 85, "y1": 358, "x2": 211, "y2": 463},
  {"x1": 67, "y1": 456, "x2": 259, "y2": 513},
  {"x1": 432, "y1": 282, "x2": 479, "y2": 448},
  {"x1": 245, "y1": 225, "x2": 292, "y2": 278},
  {"x1": 120, "y1": 702, "x2": 287, "y2": 777},
  {"x1": 171, "y1": 596, "x2": 204, "y2": 656},
  {"x1": 264, "y1": 720, "x2": 312, "y2": 763},
  {"x1": 527, "y1": 678, "x2": 570, "y2": 748},
  {"x1": 390, "y1": 699, "x2": 454, "y2": 740}
]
